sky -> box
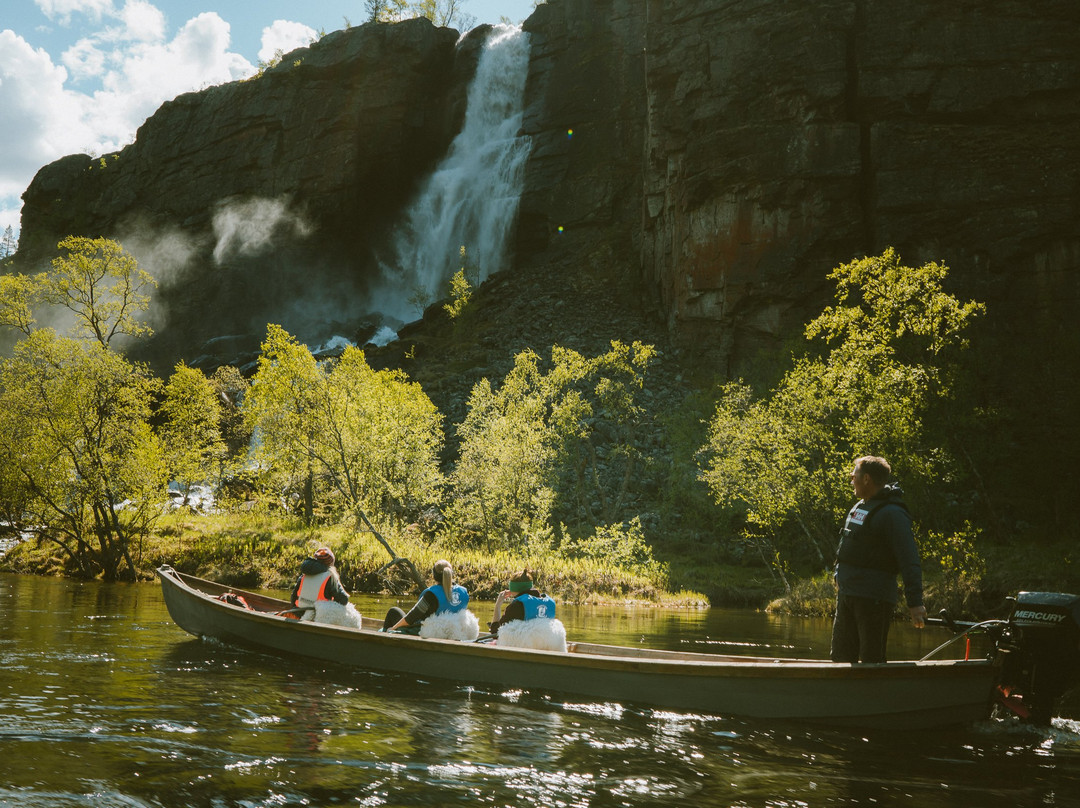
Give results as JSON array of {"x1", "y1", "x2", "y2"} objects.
[{"x1": 0, "y1": 0, "x2": 538, "y2": 239}]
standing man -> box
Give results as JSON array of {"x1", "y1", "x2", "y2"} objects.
[{"x1": 831, "y1": 456, "x2": 927, "y2": 663}]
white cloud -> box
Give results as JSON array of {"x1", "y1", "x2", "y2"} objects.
[
  {"x1": 0, "y1": 8, "x2": 256, "y2": 233},
  {"x1": 258, "y1": 19, "x2": 317, "y2": 64},
  {"x1": 0, "y1": 31, "x2": 95, "y2": 198},
  {"x1": 98, "y1": 13, "x2": 253, "y2": 103},
  {"x1": 116, "y1": 0, "x2": 165, "y2": 42},
  {"x1": 61, "y1": 36, "x2": 107, "y2": 79},
  {"x1": 35, "y1": 0, "x2": 116, "y2": 25}
]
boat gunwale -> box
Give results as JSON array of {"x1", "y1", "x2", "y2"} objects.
[{"x1": 156, "y1": 565, "x2": 997, "y2": 682}]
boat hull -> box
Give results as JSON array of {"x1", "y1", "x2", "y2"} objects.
[{"x1": 156, "y1": 566, "x2": 997, "y2": 729}]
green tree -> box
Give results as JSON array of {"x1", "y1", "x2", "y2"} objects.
[
  {"x1": 449, "y1": 341, "x2": 655, "y2": 550},
  {"x1": 450, "y1": 349, "x2": 561, "y2": 549},
  {"x1": 443, "y1": 246, "x2": 477, "y2": 320},
  {"x1": 0, "y1": 330, "x2": 166, "y2": 580},
  {"x1": 0, "y1": 236, "x2": 163, "y2": 580},
  {"x1": 40, "y1": 236, "x2": 157, "y2": 348},
  {"x1": 160, "y1": 363, "x2": 226, "y2": 503},
  {"x1": 368, "y1": 0, "x2": 474, "y2": 28},
  {"x1": 244, "y1": 325, "x2": 444, "y2": 578},
  {"x1": 209, "y1": 365, "x2": 252, "y2": 458},
  {"x1": 699, "y1": 250, "x2": 985, "y2": 584},
  {"x1": 556, "y1": 340, "x2": 656, "y2": 527},
  {"x1": 0, "y1": 272, "x2": 38, "y2": 335}
]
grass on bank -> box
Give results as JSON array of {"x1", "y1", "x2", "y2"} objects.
[
  {"x1": 0, "y1": 509, "x2": 711, "y2": 608},
  {"x1": 4, "y1": 510, "x2": 1075, "y2": 618}
]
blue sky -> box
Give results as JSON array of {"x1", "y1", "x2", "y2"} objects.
[{"x1": 0, "y1": 0, "x2": 539, "y2": 237}]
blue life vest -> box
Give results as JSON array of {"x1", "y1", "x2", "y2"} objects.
[
  {"x1": 517, "y1": 593, "x2": 556, "y2": 620},
  {"x1": 424, "y1": 584, "x2": 469, "y2": 614}
]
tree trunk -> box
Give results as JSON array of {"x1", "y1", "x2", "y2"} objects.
[{"x1": 355, "y1": 506, "x2": 424, "y2": 590}]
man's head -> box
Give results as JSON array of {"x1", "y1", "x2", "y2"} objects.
[{"x1": 850, "y1": 456, "x2": 891, "y2": 499}]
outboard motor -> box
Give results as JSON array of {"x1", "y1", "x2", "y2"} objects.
[{"x1": 995, "y1": 591, "x2": 1080, "y2": 723}]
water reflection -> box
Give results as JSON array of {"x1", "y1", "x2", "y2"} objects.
[{"x1": 1, "y1": 573, "x2": 1078, "y2": 807}]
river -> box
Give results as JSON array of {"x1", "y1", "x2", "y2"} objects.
[{"x1": 2, "y1": 573, "x2": 1078, "y2": 807}]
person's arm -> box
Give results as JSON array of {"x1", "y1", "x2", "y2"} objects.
[
  {"x1": 328, "y1": 575, "x2": 350, "y2": 605},
  {"x1": 882, "y1": 507, "x2": 926, "y2": 626},
  {"x1": 491, "y1": 590, "x2": 513, "y2": 625},
  {"x1": 391, "y1": 590, "x2": 437, "y2": 629},
  {"x1": 490, "y1": 596, "x2": 525, "y2": 633}
]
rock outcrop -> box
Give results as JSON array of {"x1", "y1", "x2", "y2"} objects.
[
  {"x1": 511, "y1": 0, "x2": 1080, "y2": 518},
  {"x1": 19, "y1": 18, "x2": 488, "y2": 362},
  {"x1": 518, "y1": 0, "x2": 1080, "y2": 376}
]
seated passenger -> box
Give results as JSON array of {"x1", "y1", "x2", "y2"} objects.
[
  {"x1": 290, "y1": 546, "x2": 363, "y2": 629},
  {"x1": 383, "y1": 559, "x2": 479, "y2": 641},
  {"x1": 489, "y1": 569, "x2": 567, "y2": 652}
]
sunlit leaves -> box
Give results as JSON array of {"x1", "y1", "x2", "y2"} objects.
[
  {"x1": 449, "y1": 341, "x2": 656, "y2": 549},
  {"x1": 243, "y1": 324, "x2": 444, "y2": 523},
  {"x1": 42, "y1": 237, "x2": 157, "y2": 348},
  {"x1": 700, "y1": 251, "x2": 985, "y2": 567},
  {"x1": 0, "y1": 329, "x2": 166, "y2": 579},
  {"x1": 0, "y1": 273, "x2": 37, "y2": 335},
  {"x1": 160, "y1": 363, "x2": 226, "y2": 498}
]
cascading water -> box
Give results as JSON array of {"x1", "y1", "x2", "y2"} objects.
[{"x1": 373, "y1": 25, "x2": 532, "y2": 325}]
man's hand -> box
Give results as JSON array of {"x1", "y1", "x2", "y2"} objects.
[{"x1": 909, "y1": 605, "x2": 927, "y2": 628}]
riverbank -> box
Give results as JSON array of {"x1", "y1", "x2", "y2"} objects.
[
  {"x1": 0, "y1": 511, "x2": 711, "y2": 608},
  {"x1": 3, "y1": 513, "x2": 1076, "y2": 615}
]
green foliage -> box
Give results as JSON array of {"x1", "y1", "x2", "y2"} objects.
[
  {"x1": 367, "y1": 0, "x2": 475, "y2": 28},
  {"x1": 560, "y1": 517, "x2": 665, "y2": 578},
  {"x1": 443, "y1": 246, "x2": 478, "y2": 320},
  {"x1": 700, "y1": 250, "x2": 985, "y2": 575},
  {"x1": 160, "y1": 363, "x2": 226, "y2": 498},
  {"x1": 449, "y1": 350, "x2": 559, "y2": 549},
  {"x1": 0, "y1": 330, "x2": 166, "y2": 580},
  {"x1": 243, "y1": 325, "x2": 444, "y2": 527},
  {"x1": 448, "y1": 341, "x2": 655, "y2": 550},
  {"x1": 0, "y1": 236, "x2": 164, "y2": 580},
  {"x1": 0, "y1": 272, "x2": 37, "y2": 335},
  {"x1": 444, "y1": 271, "x2": 472, "y2": 319},
  {"x1": 209, "y1": 365, "x2": 252, "y2": 458},
  {"x1": 657, "y1": 387, "x2": 720, "y2": 535},
  {"x1": 42, "y1": 236, "x2": 156, "y2": 347},
  {"x1": 254, "y1": 49, "x2": 284, "y2": 77},
  {"x1": 920, "y1": 522, "x2": 987, "y2": 586}
]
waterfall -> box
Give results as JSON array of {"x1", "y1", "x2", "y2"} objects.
[{"x1": 374, "y1": 25, "x2": 532, "y2": 324}]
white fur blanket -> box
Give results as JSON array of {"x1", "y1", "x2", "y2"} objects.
[
  {"x1": 308, "y1": 600, "x2": 364, "y2": 630},
  {"x1": 419, "y1": 609, "x2": 480, "y2": 641},
  {"x1": 496, "y1": 618, "x2": 567, "y2": 652}
]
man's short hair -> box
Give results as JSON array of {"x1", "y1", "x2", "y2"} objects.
[{"x1": 855, "y1": 456, "x2": 892, "y2": 485}]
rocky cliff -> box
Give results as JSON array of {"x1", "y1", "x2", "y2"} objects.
[
  {"x1": 513, "y1": 0, "x2": 1080, "y2": 519},
  {"x1": 517, "y1": 0, "x2": 1080, "y2": 374},
  {"x1": 18, "y1": 18, "x2": 488, "y2": 362},
  {"x1": 13, "y1": 0, "x2": 1080, "y2": 521}
]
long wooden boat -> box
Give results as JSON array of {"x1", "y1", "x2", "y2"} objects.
[{"x1": 156, "y1": 565, "x2": 999, "y2": 730}]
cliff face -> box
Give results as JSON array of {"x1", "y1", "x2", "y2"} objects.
[
  {"x1": 519, "y1": 0, "x2": 1080, "y2": 377},
  {"x1": 19, "y1": 18, "x2": 486, "y2": 361},
  {"x1": 20, "y1": 2, "x2": 1080, "y2": 373},
  {"x1": 14, "y1": 1, "x2": 1080, "y2": 514}
]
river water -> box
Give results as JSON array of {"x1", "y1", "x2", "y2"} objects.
[{"x1": 2, "y1": 573, "x2": 1078, "y2": 807}]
